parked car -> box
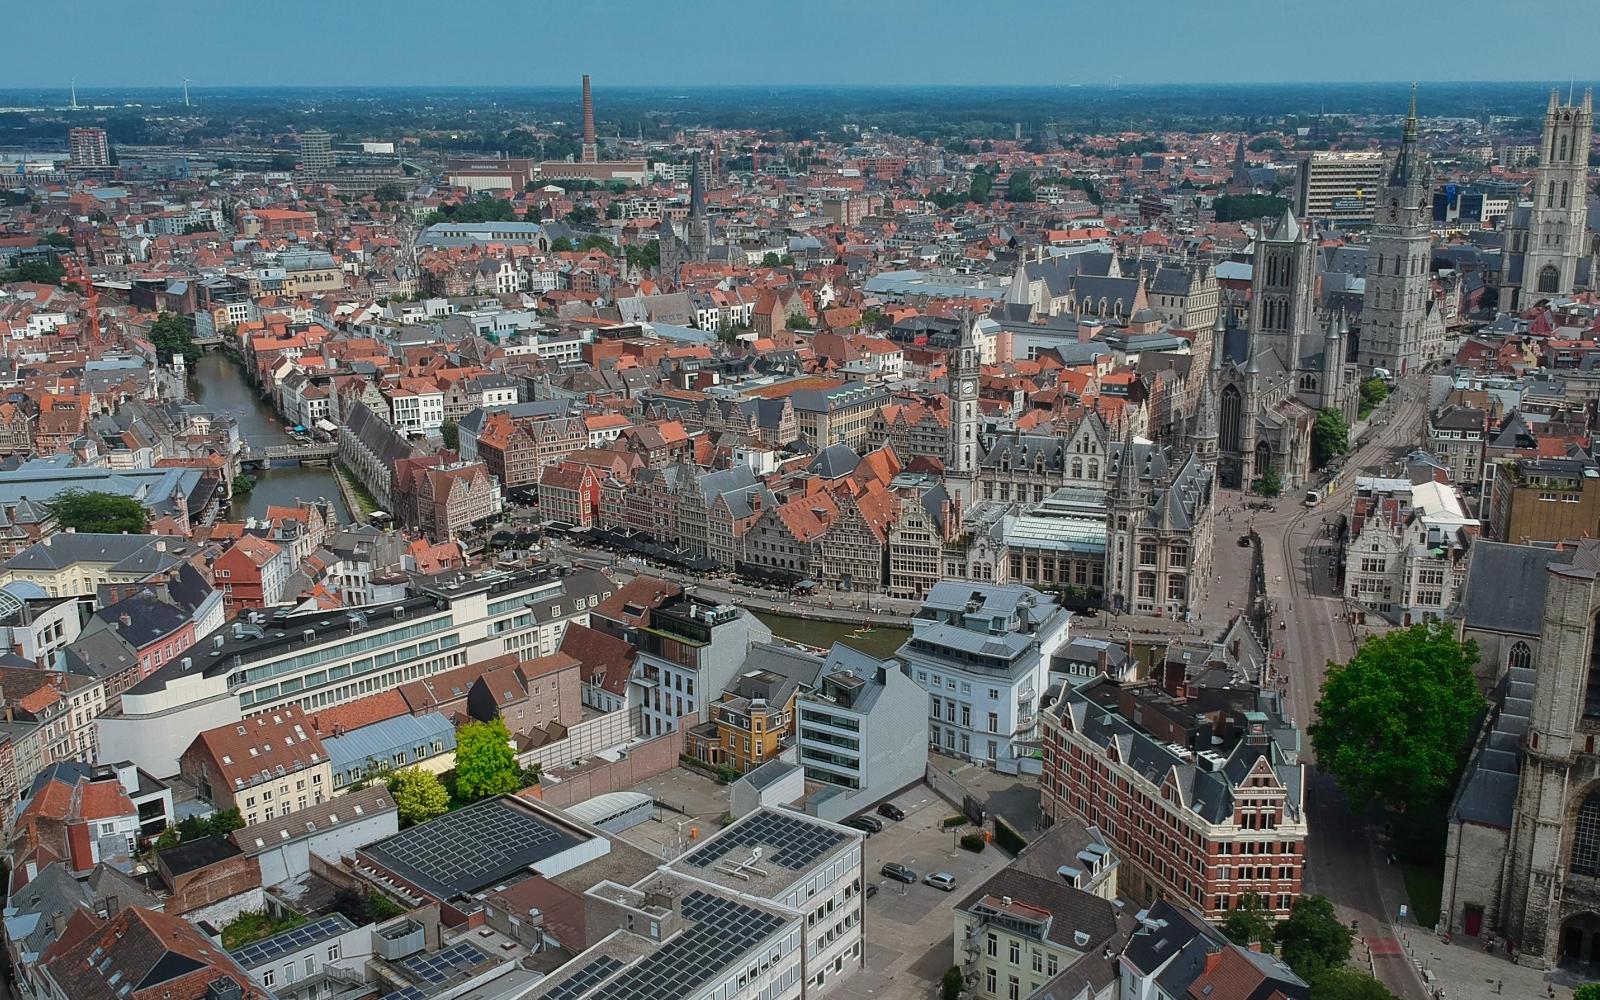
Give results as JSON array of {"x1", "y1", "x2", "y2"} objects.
[
  {"x1": 864, "y1": 882, "x2": 879, "y2": 899},
  {"x1": 1237, "y1": 535, "x2": 1252, "y2": 547},
  {"x1": 923, "y1": 872, "x2": 958, "y2": 892},
  {"x1": 876, "y1": 802, "x2": 906, "y2": 821},
  {"x1": 881, "y1": 862, "x2": 917, "y2": 884},
  {"x1": 849, "y1": 814, "x2": 884, "y2": 833}
]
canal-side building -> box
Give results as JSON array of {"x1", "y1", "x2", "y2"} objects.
[
  {"x1": 898, "y1": 581, "x2": 1071, "y2": 770},
  {"x1": 338, "y1": 401, "x2": 420, "y2": 511}
]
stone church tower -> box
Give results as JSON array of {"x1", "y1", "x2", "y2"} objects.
[
  {"x1": 1360, "y1": 86, "x2": 1434, "y2": 376},
  {"x1": 1502, "y1": 539, "x2": 1600, "y2": 966},
  {"x1": 1503, "y1": 89, "x2": 1594, "y2": 310},
  {"x1": 686, "y1": 152, "x2": 711, "y2": 264},
  {"x1": 1247, "y1": 207, "x2": 1316, "y2": 371},
  {"x1": 945, "y1": 315, "x2": 981, "y2": 503}
]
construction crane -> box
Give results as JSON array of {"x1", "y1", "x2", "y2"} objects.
[{"x1": 59, "y1": 253, "x2": 100, "y2": 350}]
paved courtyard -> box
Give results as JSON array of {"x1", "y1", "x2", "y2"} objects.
[{"x1": 832, "y1": 784, "x2": 1013, "y2": 1000}]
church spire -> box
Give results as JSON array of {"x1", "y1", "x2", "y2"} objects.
[
  {"x1": 1391, "y1": 83, "x2": 1424, "y2": 187},
  {"x1": 1112, "y1": 420, "x2": 1139, "y2": 501}
]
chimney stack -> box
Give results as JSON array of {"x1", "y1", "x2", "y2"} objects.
[{"x1": 581, "y1": 75, "x2": 598, "y2": 164}]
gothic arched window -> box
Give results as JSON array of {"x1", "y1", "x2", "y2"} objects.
[
  {"x1": 1563, "y1": 181, "x2": 1571, "y2": 208},
  {"x1": 1560, "y1": 134, "x2": 1570, "y2": 162},
  {"x1": 1220, "y1": 384, "x2": 1243, "y2": 454},
  {"x1": 1539, "y1": 265, "x2": 1561, "y2": 294},
  {"x1": 1089, "y1": 460, "x2": 1100, "y2": 479},
  {"x1": 1071, "y1": 458, "x2": 1083, "y2": 478},
  {"x1": 1574, "y1": 787, "x2": 1600, "y2": 876},
  {"x1": 1508, "y1": 641, "x2": 1532, "y2": 671}
]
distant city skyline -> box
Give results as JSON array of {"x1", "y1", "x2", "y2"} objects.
[{"x1": 4, "y1": 0, "x2": 1598, "y2": 89}]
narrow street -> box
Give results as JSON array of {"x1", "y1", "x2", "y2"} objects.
[{"x1": 1261, "y1": 377, "x2": 1433, "y2": 999}]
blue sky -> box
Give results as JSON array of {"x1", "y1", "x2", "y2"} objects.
[{"x1": 5, "y1": 0, "x2": 1597, "y2": 88}]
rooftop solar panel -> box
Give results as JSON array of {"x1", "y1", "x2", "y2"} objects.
[
  {"x1": 399, "y1": 941, "x2": 493, "y2": 985},
  {"x1": 364, "y1": 798, "x2": 580, "y2": 898},
  {"x1": 588, "y1": 892, "x2": 784, "y2": 1000},
  {"x1": 543, "y1": 956, "x2": 625, "y2": 1000},
  {"x1": 229, "y1": 914, "x2": 354, "y2": 969},
  {"x1": 684, "y1": 810, "x2": 846, "y2": 871}
]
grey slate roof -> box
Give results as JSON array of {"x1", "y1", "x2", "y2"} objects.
[{"x1": 1459, "y1": 541, "x2": 1561, "y2": 637}]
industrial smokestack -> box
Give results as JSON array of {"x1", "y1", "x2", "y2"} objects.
[{"x1": 581, "y1": 74, "x2": 598, "y2": 163}]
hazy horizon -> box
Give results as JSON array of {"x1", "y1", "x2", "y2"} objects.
[{"x1": 5, "y1": 0, "x2": 1597, "y2": 89}]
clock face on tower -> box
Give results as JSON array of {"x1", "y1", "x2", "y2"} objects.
[{"x1": 963, "y1": 380, "x2": 976, "y2": 396}]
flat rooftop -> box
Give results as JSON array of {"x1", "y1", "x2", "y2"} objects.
[
  {"x1": 361, "y1": 796, "x2": 588, "y2": 901},
  {"x1": 673, "y1": 807, "x2": 857, "y2": 897}
]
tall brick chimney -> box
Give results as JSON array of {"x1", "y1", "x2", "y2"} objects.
[{"x1": 581, "y1": 74, "x2": 598, "y2": 164}]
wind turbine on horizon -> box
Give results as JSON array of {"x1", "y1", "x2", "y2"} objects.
[
  {"x1": 69, "y1": 78, "x2": 78, "y2": 111},
  {"x1": 183, "y1": 78, "x2": 191, "y2": 108}
]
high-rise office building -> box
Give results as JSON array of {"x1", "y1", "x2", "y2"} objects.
[
  {"x1": 581, "y1": 74, "x2": 598, "y2": 164},
  {"x1": 297, "y1": 128, "x2": 334, "y2": 174},
  {"x1": 68, "y1": 126, "x2": 109, "y2": 168},
  {"x1": 1294, "y1": 150, "x2": 1387, "y2": 226}
]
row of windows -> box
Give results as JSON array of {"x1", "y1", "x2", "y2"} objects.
[
  {"x1": 230, "y1": 614, "x2": 455, "y2": 687},
  {"x1": 240, "y1": 633, "x2": 461, "y2": 707}
]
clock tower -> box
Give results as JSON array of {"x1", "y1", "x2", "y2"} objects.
[{"x1": 948, "y1": 316, "x2": 980, "y2": 496}]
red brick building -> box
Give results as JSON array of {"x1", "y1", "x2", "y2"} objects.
[{"x1": 1040, "y1": 677, "x2": 1307, "y2": 920}]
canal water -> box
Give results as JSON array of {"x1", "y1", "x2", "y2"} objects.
[
  {"x1": 188, "y1": 352, "x2": 350, "y2": 525},
  {"x1": 752, "y1": 611, "x2": 909, "y2": 659}
]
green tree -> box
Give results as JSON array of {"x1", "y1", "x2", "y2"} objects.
[
  {"x1": 423, "y1": 197, "x2": 517, "y2": 226},
  {"x1": 625, "y1": 241, "x2": 660, "y2": 270},
  {"x1": 1310, "y1": 621, "x2": 1483, "y2": 814},
  {"x1": 1275, "y1": 895, "x2": 1352, "y2": 982},
  {"x1": 44, "y1": 232, "x2": 74, "y2": 248},
  {"x1": 1, "y1": 258, "x2": 65, "y2": 285},
  {"x1": 1247, "y1": 136, "x2": 1283, "y2": 153},
  {"x1": 941, "y1": 966, "x2": 963, "y2": 1000},
  {"x1": 1213, "y1": 193, "x2": 1290, "y2": 223},
  {"x1": 761, "y1": 252, "x2": 783, "y2": 268},
  {"x1": 549, "y1": 237, "x2": 574, "y2": 252},
  {"x1": 46, "y1": 491, "x2": 148, "y2": 534},
  {"x1": 205, "y1": 808, "x2": 245, "y2": 837},
  {"x1": 387, "y1": 768, "x2": 450, "y2": 826},
  {"x1": 1257, "y1": 468, "x2": 1283, "y2": 497},
  {"x1": 1308, "y1": 968, "x2": 1400, "y2": 1000},
  {"x1": 439, "y1": 420, "x2": 459, "y2": 451},
  {"x1": 1575, "y1": 984, "x2": 1600, "y2": 1000},
  {"x1": 1005, "y1": 169, "x2": 1035, "y2": 202},
  {"x1": 564, "y1": 205, "x2": 600, "y2": 226},
  {"x1": 149, "y1": 311, "x2": 201, "y2": 364},
  {"x1": 453, "y1": 718, "x2": 523, "y2": 802},
  {"x1": 1312, "y1": 408, "x2": 1349, "y2": 469},
  {"x1": 576, "y1": 234, "x2": 617, "y2": 256},
  {"x1": 929, "y1": 190, "x2": 963, "y2": 209},
  {"x1": 1359, "y1": 377, "x2": 1388, "y2": 416},
  {"x1": 1220, "y1": 892, "x2": 1276, "y2": 950},
  {"x1": 785, "y1": 313, "x2": 813, "y2": 331},
  {"x1": 968, "y1": 166, "x2": 993, "y2": 202},
  {"x1": 269, "y1": 152, "x2": 297, "y2": 171},
  {"x1": 372, "y1": 182, "x2": 406, "y2": 203}
]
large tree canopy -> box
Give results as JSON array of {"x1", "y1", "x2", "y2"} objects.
[
  {"x1": 1275, "y1": 895, "x2": 1352, "y2": 982},
  {"x1": 1312, "y1": 408, "x2": 1349, "y2": 469},
  {"x1": 46, "y1": 491, "x2": 148, "y2": 534},
  {"x1": 1310, "y1": 621, "x2": 1483, "y2": 813},
  {"x1": 452, "y1": 718, "x2": 523, "y2": 802}
]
